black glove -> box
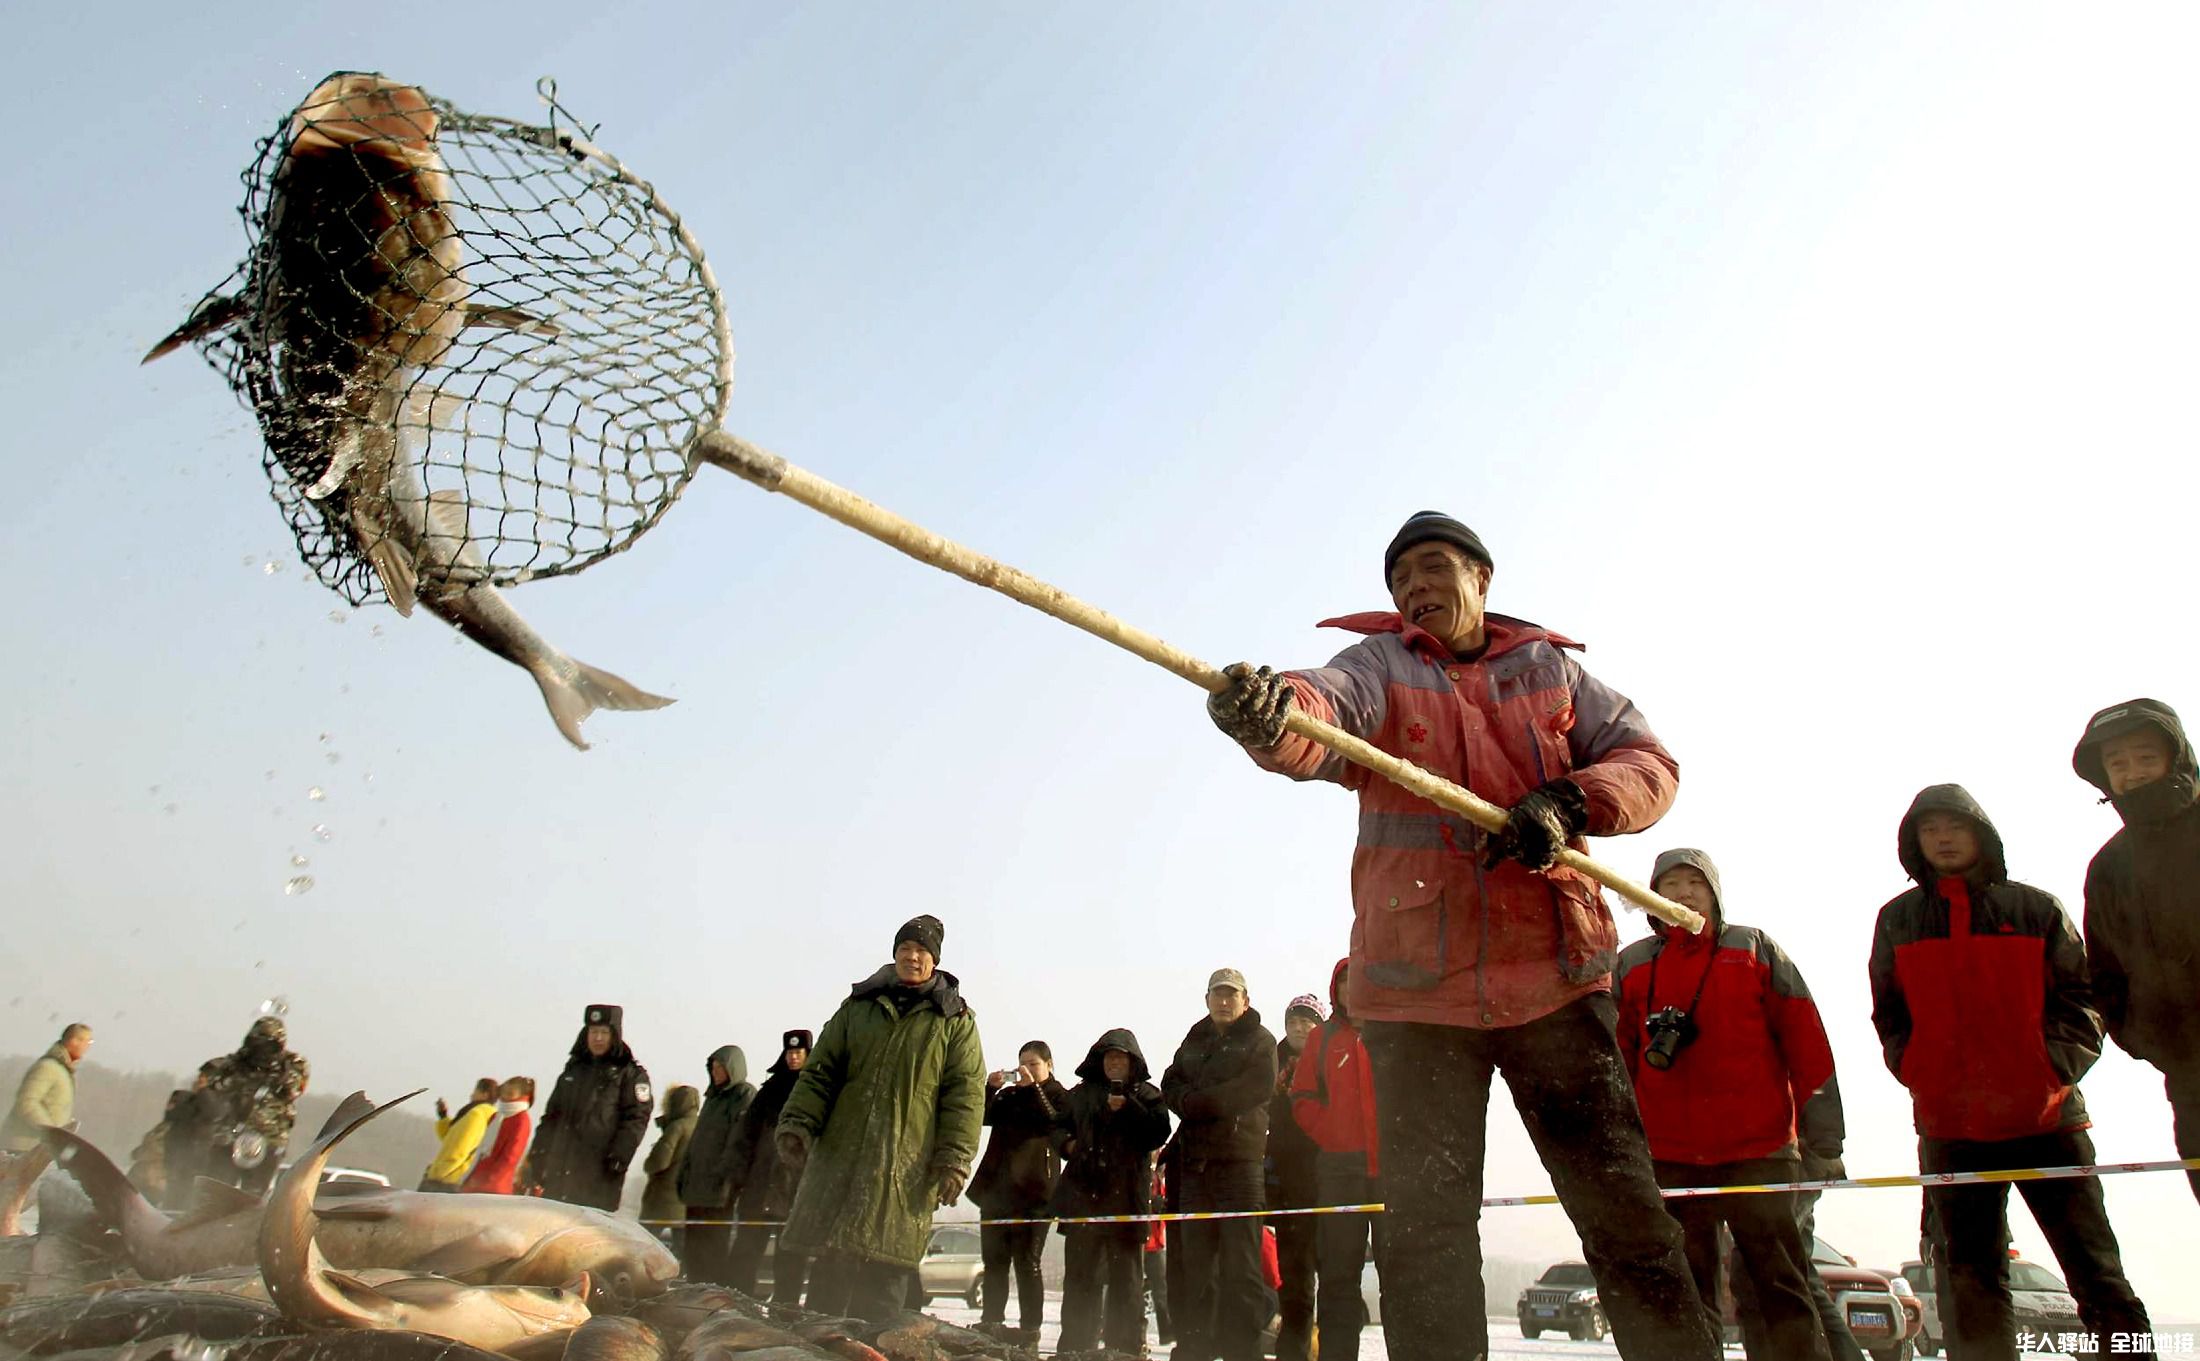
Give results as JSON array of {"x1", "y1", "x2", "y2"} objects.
[
  {"x1": 1206, "y1": 663, "x2": 1294, "y2": 749},
  {"x1": 776, "y1": 1130, "x2": 810, "y2": 1175},
  {"x1": 1481, "y1": 779, "x2": 1588, "y2": 872}
]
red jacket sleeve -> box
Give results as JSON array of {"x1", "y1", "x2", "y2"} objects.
[
  {"x1": 1561, "y1": 657, "x2": 1679, "y2": 836},
  {"x1": 1244, "y1": 642, "x2": 1390, "y2": 785},
  {"x1": 1760, "y1": 937, "x2": 1836, "y2": 1112}
]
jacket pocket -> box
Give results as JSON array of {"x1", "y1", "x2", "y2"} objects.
[
  {"x1": 1360, "y1": 882, "x2": 1448, "y2": 991},
  {"x1": 1548, "y1": 871, "x2": 1618, "y2": 985}
]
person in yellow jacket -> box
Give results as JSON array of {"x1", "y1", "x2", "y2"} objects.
[{"x1": 420, "y1": 1078, "x2": 498, "y2": 1192}]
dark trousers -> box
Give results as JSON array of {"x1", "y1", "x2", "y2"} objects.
[
  {"x1": 1272, "y1": 1212, "x2": 1316, "y2": 1361},
  {"x1": 724, "y1": 1219, "x2": 773, "y2": 1295},
  {"x1": 1146, "y1": 1247, "x2": 1174, "y2": 1341},
  {"x1": 683, "y1": 1206, "x2": 733, "y2": 1287},
  {"x1": 1656, "y1": 1158, "x2": 1831, "y2": 1361},
  {"x1": 768, "y1": 1243, "x2": 810, "y2": 1306},
  {"x1": 1922, "y1": 1128, "x2": 2151, "y2": 1360},
  {"x1": 1314, "y1": 1156, "x2": 1381, "y2": 1361},
  {"x1": 2165, "y1": 1063, "x2": 2200, "y2": 1207},
  {"x1": 1168, "y1": 1157, "x2": 1265, "y2": 1361},
  {"x1": 1363, "y1": 995, "x2": 1719, "y2": 1361},
  {"x1": 979, "y1": 1220, "x2": 1046, "y2": 1330},
  {"x1": 1734, "y1": 1182, "x2": 1864, "y2": 1361},
  {"x1": 803, "y1": 1253, "x2": 908, "y2": 1322},
  {"x1": 1062, "y1": 1225, "x2": 1147, "y2": 1353}
]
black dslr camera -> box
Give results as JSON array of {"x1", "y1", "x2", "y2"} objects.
[{"x1": 1643, "y1": 1006, "x2": 1698, "y2": 1070}]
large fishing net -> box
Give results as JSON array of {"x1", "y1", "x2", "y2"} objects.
[{"x1": 176, "y1": 76, "x2": 731, "y2": 605}]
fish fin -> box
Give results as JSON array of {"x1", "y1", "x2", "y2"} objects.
[
  {"x1": 142, "y1": 294, "x2": 248, "y2": 364},
  {"x1": 305, "y1": 426, "x2": 367, "y2": 501},
  {"x1": 307, "y1": 1195, "x2": 396, "y2": 1219},
  {"x1": 425, "y1": 489, "x2": 471, "y2": 554},
  {"x1": 169, "y1": 1177, "x2": 262, "y2": 1226},
  {"x1": 311, "y1": 1092, "x2": 381, "y2": 1145},
  {"x1": 362, "y1": 531, "x2": 419, "y2": 618},
  {"x1": 534, "y1": 660, "x2": 677, "y2": 751},
  {"x1": 462, "y1": 303, "x2": 561, "y2": 338},
  {"x1": 406, "y1": 1230, "x2": 534, "y2": 1278},
  {"x1": 42, "y1": 1126, "x2": 177, "y2": 1275}
]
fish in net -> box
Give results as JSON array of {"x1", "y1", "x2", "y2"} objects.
[{"x1": 147, "y1": 73, "x2": 715, "y2": 748}]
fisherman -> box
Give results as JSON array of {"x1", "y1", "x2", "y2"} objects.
[
  {"x1": 1266, "y1": 994, "x2": 1325, "y2": 1361},
  {"x1": 1205, "y1": 511, "x2": 1716, "y2": 1361},
  {"x1": 180, "y1": 1016, "x2": 310, "y2": 1196},
  {"x1": 724, "y1": 1030, "x2": 812, "y2": 1302},
  {"x1": 533, "y1": 1004, "x2": 653, "y2": 1212},
  {"x1": 1615, "y1": 849, "x2": 1836, "y2": 1361},
  {"x1": 1870, "y1": 784, "x2": 2151, "y2": 1357},
  {"x1": 2072, "y1": 698, "x2": 2200, "y2": 1206},
  {"x1": 775, "y1": 916, "x2": 985, "y2": 1322},
  {"x1": 1052, "y1": 1029, "x2": 1171, "y2": 1357},
  {"x1": 1289, "y1": 962, "x2": 1383, "y2": 1361}
]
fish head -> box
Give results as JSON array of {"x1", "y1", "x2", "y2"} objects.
[{"x1": 290, "y1": 73, "x2": 441, "y2": 160}]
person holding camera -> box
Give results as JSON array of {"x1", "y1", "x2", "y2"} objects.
[
  {"x1": 1616, "y1": 849, "x2": 1837, "y2": 1361},
  {"x1": 970, "y1": 1041, "x2": 1068, "y2": 1348},
  {"x1": 1052, "y1": 1029, "x2": 1172, "y2": 1356},
  {"x1": 1870, "y1": 785, "x2": 2151, "y2": 1357}
]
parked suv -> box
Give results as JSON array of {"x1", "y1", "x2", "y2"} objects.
[
  {"x1": 1901, "y1": 1257, "x2": 2082, "y2": 1357},
  {"x1": 917, "y1": 1224, "x2": 985, "y2": 1308},
  {"x1": 1721, "y1": 1235, "x2": 1918, "y2": 1361},
  {"x1": 1518, "y1": 1261, "x2": 1606, "y2": 1342}
]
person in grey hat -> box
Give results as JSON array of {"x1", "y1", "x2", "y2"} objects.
[
  {"x1": 2073, "y1": 697, "x2": 2200, "y2": 1207},
  {"x1": 1163, "y1": 968, "x2": 1278, "y2": 1361},
  {"x1": 1204, "y1": 512, "x2": 1711, "y2": 1361},
  {"x1": 776, "y1": 915, "x2": 985, "y2": 1322}
]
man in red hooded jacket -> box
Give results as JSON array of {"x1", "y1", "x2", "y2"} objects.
[
  {"x1": 1207, "y1": 512, "x2": 1714, "y2": 1361},
  {"x1": 1616, "y1": 848, "x2": 1836, "y2": 1361},
  {"x1": 1291, "y1": 959, "x2": 1382, "y2": 1361},
  {"x1": 1869, "y1": 784, "x2": 2150, "y2": 1359}
]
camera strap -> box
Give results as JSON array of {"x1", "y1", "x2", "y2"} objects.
[{"x1": 1647, "y1": 935, "x2": 1716, "y2": 1017}]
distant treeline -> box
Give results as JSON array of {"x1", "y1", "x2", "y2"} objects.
[{"x1": 3, "y1": 1055, "x2": 441, "y2": 1185}]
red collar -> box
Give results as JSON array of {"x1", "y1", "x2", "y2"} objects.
[{"x1": 1316, "y1": 611, "x2": 1582, "y2": 664}]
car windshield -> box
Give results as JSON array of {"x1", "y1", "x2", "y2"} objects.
[
  {"x1": 927, "y1": 1229, "x2": 978, "y2": 1255},
  {"x1": 2010, "y1": 1263, "x2": 2067, "y2": 1292},
  {"x1": 1539, "y1": 1264, "x2": 1596, "y2": 1286}
]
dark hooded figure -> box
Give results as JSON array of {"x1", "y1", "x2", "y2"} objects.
[
  {"x1": 533, "y1": 1003, "x2": 653, "y2": 1212},
  {"x1": 1052, "y1": 1028, "x2": 1172, "y2": 1357},
  {"x1": 675, "y1": 1044, "x2": 754, "y2": 1286},
  {"x1": 2073, "y1": 698, "x2": 2200, "y2": 1205},
  {"x1": 175, "y1": 1016, "x2": 310, "y2": 1198},
  {"x1": 1869, "y1": 785, "x2": 2150, "y2": 1357},
  {"x1": 724, "y1": 1029, "x2": 813, "y2": 1301}
]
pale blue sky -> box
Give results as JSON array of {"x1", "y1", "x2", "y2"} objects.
[{"x1": 6, "y1": 2, "x2": 2196, "y2": 1311}]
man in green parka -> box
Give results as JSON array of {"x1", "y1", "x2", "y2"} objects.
[{"x1": 776, "y1": 914, "x2": 985, "y2": 1322}]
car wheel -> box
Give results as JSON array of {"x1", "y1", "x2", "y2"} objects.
[
  {"x1": 964, "y1": 1278, "x2": 983, "y2": 1309},
  {"x1": 1917, "y1": 1333, "x2": 1939, "y2": 1358},
  {"x1": 1587, "y1": 1307, "x2": 1608, "y2": 1341},
  {"x1": 1520, "y1": 1324, "x2": 1541, "y2": 1340}
]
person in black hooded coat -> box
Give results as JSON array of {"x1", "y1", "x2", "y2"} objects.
[
  {"x1": 676, "y1": 1044, "x2": 754, "y2": 1286},
  {"x1": 532, "y1": 1003, "x2": 653, "y2": 1212},
  {"x1": 724, "y1": 1029, "x2": 813, "y2": 1301},
  {"x1": 1052, "y1": 1028, "x2": 1172, "y2": 1357},
  {"x1": 2073, "y1": 697, "x2": 2200, "y2": 1206}
]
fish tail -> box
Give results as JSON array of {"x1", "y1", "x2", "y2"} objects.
[
  {"x1": 535, "y1": 661, "x2": 675, "y2": 751},
  {"x1": 142, "y1": 294, "x2": 249, "y2": 364}
]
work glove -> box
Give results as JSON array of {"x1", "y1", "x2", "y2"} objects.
[
  {"x1": 776, "y1": 1129, "x2": 810, "y2": 1175},
  {"x1": 1206, "y1": 663, "x2": 1294, "y2": 749},
  {"x1": 1481, "y1": 779, "x2": 1588, "y2": 872},
  {"x1": 935, "y1": 1167, "x2": 968, "y2": 1208}
]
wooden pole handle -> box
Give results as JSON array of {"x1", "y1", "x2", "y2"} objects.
[{"x1": 695, "y1": 430, "x2": 1704, "y2": 933}]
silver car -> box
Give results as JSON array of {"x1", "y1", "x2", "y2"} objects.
[
  {"x1": 917, "y1": 1224, "x2": 986, "y2": 1309},
  {"x1": 1903, "y1": 1257, "x2": 2083, "y2": 1357}
]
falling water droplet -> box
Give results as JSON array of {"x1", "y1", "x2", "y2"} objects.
[
  {"x1": 312, "y1": 825, "x2": 331, "y2": 842},
  {"x1": 290, "y1": 853, "x2": 309, "y2": 867},
  {"x1": 371, "y1": 625, "x2": 385, "y2": 638},
  {"x1": 283, "y1": 875, "x2": 314, "y2": 896},
  {"x1": 307, "y1": 787, "x2": 325, "y2": 801},
  {"x1": 149, "y1": 784, "x2": 161, "y2": 795},
  {"x1": 243, "y1": 555, "x2": 257, "y2": 568},
  {"x1": 325, "y1": 752, "x2": 341, "y2": 765},
  {"x1": 164, "y1": 803, "x2": 179, "y2": 815},
  {"x1": 318, "y1": 732, "x2": 331, "y2": 743},
  {"x1": 262, "y1": 561, "x2": 280, "y2": 576},
  {"x1": 328, "y1": 610, "x2": 347, "y2": 625},
  {"x1": 265, "y1": 769, "x2": 277, "y2": 780}
]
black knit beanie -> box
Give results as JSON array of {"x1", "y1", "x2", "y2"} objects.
[
  {"x1": 894, "y1": 914, "x2": 946, "y2": 963},
  {"x1": 1383, "y1": 510, "x2": 1493, "y2": 584}
]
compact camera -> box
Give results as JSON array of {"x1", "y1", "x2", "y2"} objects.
[{"x1": 1643, "y1": 1006, "x2": 1698, "y2": 1070}]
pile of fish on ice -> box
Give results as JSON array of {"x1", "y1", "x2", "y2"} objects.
[{"x1": 0, "y1": 1093, "x2": 1051, "y2": 1361}]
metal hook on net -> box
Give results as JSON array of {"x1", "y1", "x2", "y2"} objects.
[{"x1": 155, "y1": 71, "x2": 1699, "y2": 926}]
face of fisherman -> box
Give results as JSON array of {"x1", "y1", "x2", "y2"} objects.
[
  {"x1": 584, "y1": 1025, "x2": 614, "y2": 1058},
  {"x1": 1914, "y1": 812, "x2": 1983, "y2": 877},
  {"x1": 895, "y1": 940, "x2": 937, "y2": 986},
  {"x1": 1388, "y1": 542, "x2": 1491, "y2": 653},
  {"x1": 1207, "y1": 985, "x2": 1248, "y2": 1027},
  {"x1": 1102, "y1": 1050, "x2": 1133, "y2": 1084},
  {"x1": 1653, "y1": 865, "x2": 1718, "y2": 920},
  {"x1": 2102, "y1": 729, "x2": 2176, "y2": 797}
]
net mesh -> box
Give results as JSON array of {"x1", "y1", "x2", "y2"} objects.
[{"x1": 180, "y1": 75, "x2": 730, "y2": 605}]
